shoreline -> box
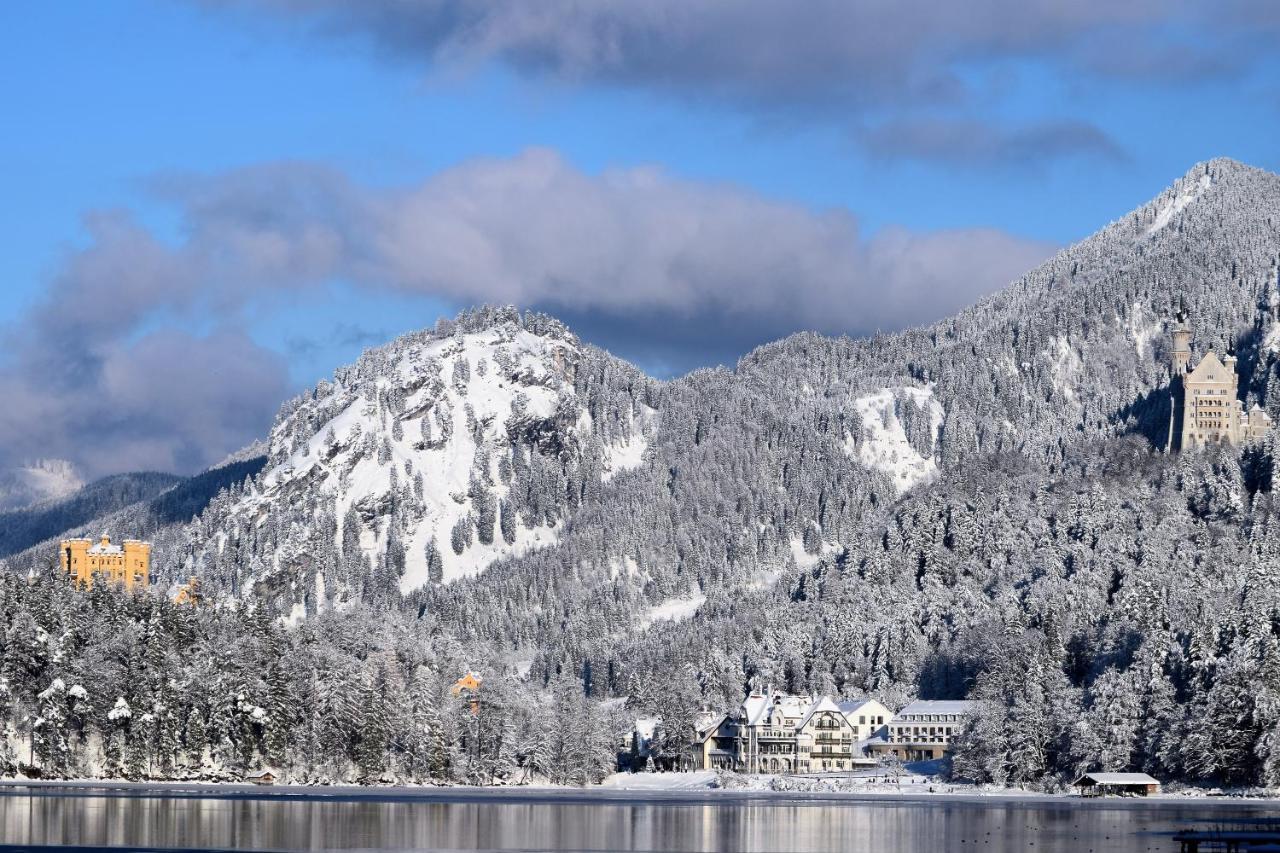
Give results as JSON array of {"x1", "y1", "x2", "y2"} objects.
[{"x1": 0, "y1": 777, "x2": 1275, "y2": 809}]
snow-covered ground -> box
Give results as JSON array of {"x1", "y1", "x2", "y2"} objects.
[
  {"x1": 848, "y1": 388, "x2": 943, "y2": 495},
  {"x1": 2, "y1": 773, "x2": 1277, "y2": 804},
  {"x1": 638, "y1": 594, "x2": 706, "y2": 628},
  {"x1": 599, "y1": 770, "x2": 1280, "y2": 801},
  {"x1": 602, "y1": 771, "x2": 719, "y2": 790},
  {"x1": 1265, "y1": 322, "x2": 1280, "y2": 355}
]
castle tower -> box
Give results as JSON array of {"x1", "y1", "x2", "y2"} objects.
[
  {"x1": 1171, "y1": 299, "x2": 1192, "y2": 376},
  {"x1": 61, "y1": 538, "x2": 93, "y2": 587},
  {"x1": 122, "y1": 539, "x2": 151, "y2": 589}
]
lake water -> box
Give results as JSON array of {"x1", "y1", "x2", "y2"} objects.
[{"x1": 0, "y1": 785, "x2": 1272, "y2": 852}]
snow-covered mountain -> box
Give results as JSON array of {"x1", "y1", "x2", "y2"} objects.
[
  {"x1": 178, "y1": 307, "x2": 658, "y2": 608},
  {"x1": 7, "y1": 158, "x2": 1280, "y2": 790}
]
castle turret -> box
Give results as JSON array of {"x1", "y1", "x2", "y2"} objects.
[{"x1": 1171, "y1": 299, "x2": 1192, "y2": 376}]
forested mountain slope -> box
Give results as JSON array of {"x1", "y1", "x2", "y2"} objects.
[{"x1": 1, "y1": 158, "x2": 1279, "y2": 788}]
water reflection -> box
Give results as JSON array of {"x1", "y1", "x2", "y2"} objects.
[{"x1": 0, "y1": 789, "x2": 1271, "y2": 852}]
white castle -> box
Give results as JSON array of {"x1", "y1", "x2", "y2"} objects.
[{"x1": 1170, "y1": 302, "x2": 1271, "y2": 450}]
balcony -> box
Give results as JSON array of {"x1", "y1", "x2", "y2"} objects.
[{"x1": 753, "y1": 728, "x2": 794, "y2": 739}]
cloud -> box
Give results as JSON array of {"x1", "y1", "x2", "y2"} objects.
[
  {"x1": 0, "y1": 210, "x2": 291, "y2": 482},
  {"x1": 196, "y1": 0, "x2": 1280, "y2": 170},
  {"x1": 156, "y1": 148, "x2": 1055, "y2": 341},
  {"x1": 1, "y1": 148, "x2": 1054, "y2": 478},
  {"x1": 857, "y1": 119, "x2": 1128, "y2": 171},
  {"x1": 204, "y1": 1, "x2": 1274, "y2": 107},
  {"x1": 0, "y1": 330, "x2": 288, "y2": 481}
]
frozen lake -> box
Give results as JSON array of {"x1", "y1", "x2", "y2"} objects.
[{"x1": 0, "y1": 783, "x2": 1272, "y2": 852}]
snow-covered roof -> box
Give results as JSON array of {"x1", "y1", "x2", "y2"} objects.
[
  {"x1": 88, "y1": 538, "x2": 123, "y2": 555},
  {"x1": 1186, "y1": 350, "x2": 1230, "y2": 382},
  {"x1": 894, "y1": 700, "x2": 976, "y2": 718},
  {"x1": 1074, "y1": 772, "x2": 1159, "y2": 785},
  {"x1": 695, "y1": 714, "x2": 728, "y2": 741},
  {"x1": 772, "y1": 694, "x2": 810, "y2": 720},
  {"x1": 837, "y1": 697, "x2": 884, "y2": 715},
  {"x1": 797, "y1": 696, "x2": 843, "y2": 729},
  {"x1": 740, "y1": 694, "x2": 771, "y2": 726}
]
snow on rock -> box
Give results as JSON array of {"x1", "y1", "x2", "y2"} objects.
[
  {"x1": 847, "y1": 387, "x2": 944, "y2": 495},
  {"x1": 1146, "y1": 172, "x2": 1212, "y2": 237},
  {"x1": 601, "y1": 422, "x2": 652, "y2": 481},
  {"x1": 37, "y1": 679, "x2": 65, "y2": 701},
  {"x1": 789, "y1": 536, "x2": 837, "y2": 572}
]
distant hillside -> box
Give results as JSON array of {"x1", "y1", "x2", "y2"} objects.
[
  {"x1": 0, "y1": 472, "x2": 180, "y2": 559},
  {"x1": 0, "y1": 456, "x2": 266, "y2": 577},
  {"x1": 0, "y1": 459, "x2": 84, "y2": 513}
]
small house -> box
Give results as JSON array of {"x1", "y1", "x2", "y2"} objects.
[
  {"x1": 688, "y1": 712, "x2": 736, "y2": 771},
  {"x1": 245, "y1": 769, "x2": 277, "y2": 786},
  {"x1": 1072, "y1": 772, "x2": 1160, "y2": 796},
  {"x1": 451, "y1": 671, "x2": 482, "y2": 714}
]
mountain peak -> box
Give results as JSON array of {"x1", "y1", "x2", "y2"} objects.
[{"x1": 183, "y1": 305, "x2": 659, "y2": 605}]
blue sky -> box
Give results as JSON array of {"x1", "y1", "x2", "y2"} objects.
[{"x1": 3, "y1": 0, "x2": 1280, "y2": 478}]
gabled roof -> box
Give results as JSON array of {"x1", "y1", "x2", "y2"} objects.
[
  {"x1": 1186, "y1": 350, "x2": 1230, "y2": 382},
  {"x1": 797, "y1": 696, "x2": 844, "y2": 729},
  {"x1": 694, "y1": 714, "x2": 729, "y2": 742},
  {"x1": 1073, "y1": 772, "x2": 1159, "y2": 786}
]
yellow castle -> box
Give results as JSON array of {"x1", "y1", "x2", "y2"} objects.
[{"x1": 59, "y1": 535, "x2": 150, "y2": 589}]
